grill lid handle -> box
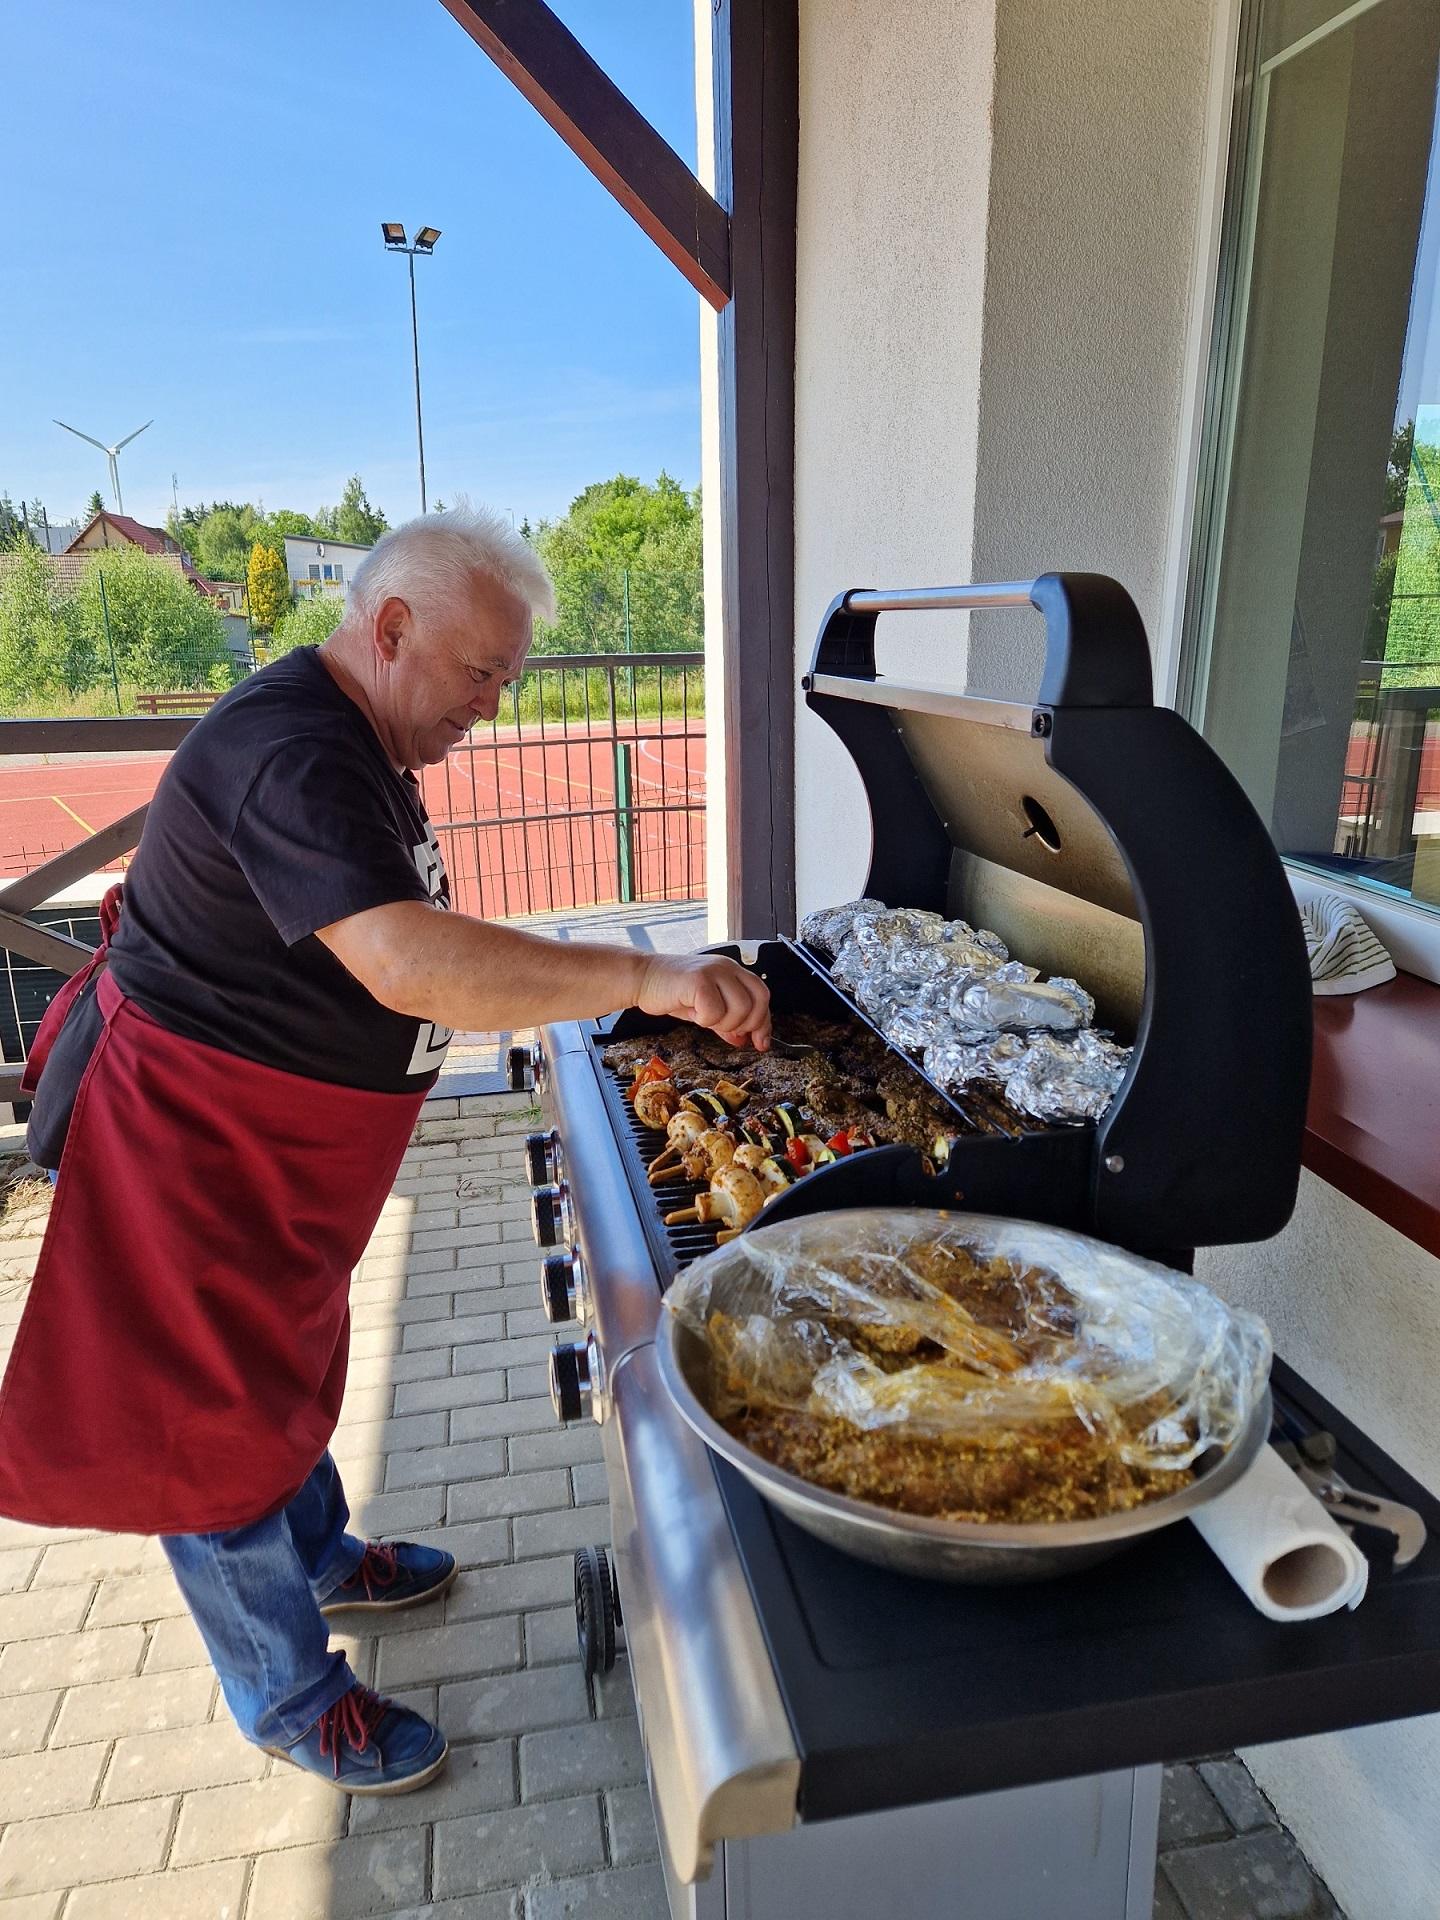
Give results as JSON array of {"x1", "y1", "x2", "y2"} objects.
[{"x1": 813, "y1": 571, "x2": 1152, "y2": 710}]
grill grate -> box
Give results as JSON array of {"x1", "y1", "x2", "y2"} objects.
[{"x1": 600, "y1": 1063, "x2": 733, "y2": 1273}]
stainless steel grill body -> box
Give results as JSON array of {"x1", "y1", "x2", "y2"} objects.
[{"x1": 532, "y1": 1020, "x2": 1164, "y2": 1919}]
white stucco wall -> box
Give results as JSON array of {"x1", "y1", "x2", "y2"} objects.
[
  {"x1": 967, "y1": 0, "x2": 1215, "y2": 701},
  {"x1": 1198, "y1": 1180, "x2": 1440, "y2": 1920},
  {"x1": 782, "y1": 3, "x2": 1440, "y2": 1911},
  {"x1": 792, "y1": 0, "x2": 998, "y2": 921}
]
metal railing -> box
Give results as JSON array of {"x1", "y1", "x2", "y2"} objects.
[
  {"x1": 1338, "y1": 658, "x2": 1440, "y2": 861},
  {"x1": 426, "y1": 651, "x2": 706, "y2": 918},
  {"x1": 0, "y1": 657, "x2": 708, "y2": 1091}
]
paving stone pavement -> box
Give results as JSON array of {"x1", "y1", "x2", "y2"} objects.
[
  {"x1": 0, "y1": 1100, "x2": 1345, "y2": 1919},
  {"x1": 0, "y1": 1094, "x2": 667, "y2": 1919}
]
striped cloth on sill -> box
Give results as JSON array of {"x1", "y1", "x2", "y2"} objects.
[{"x1": 1300, "y1": 892, "x2": 1396, "y2": 996}]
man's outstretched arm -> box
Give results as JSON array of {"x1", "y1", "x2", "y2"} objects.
[{"x1": 316, "y1": 900, "x2": 772, "y2": 1050}]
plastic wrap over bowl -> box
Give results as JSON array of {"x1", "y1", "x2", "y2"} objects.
[{"x1": 656, "y1": 1209, "x2": 1272, "y2": 1583}]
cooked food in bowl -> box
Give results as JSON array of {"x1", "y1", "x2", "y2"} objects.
[{"x1": 664, "y1": 1210, "x2": 1272, "y2": 1529}]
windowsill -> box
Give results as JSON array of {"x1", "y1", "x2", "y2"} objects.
[{"x1": 1304, "y1": 967, "x2": 1440, "y2": 1258}]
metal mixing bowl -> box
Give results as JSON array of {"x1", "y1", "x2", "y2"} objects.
[{"x1": 655, "y1": 1231, "x2": 1271, "y2": 1584}]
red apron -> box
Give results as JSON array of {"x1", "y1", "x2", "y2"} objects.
[{"x1": 0, "y1": 923, "x2": 424, "y2": 1534}]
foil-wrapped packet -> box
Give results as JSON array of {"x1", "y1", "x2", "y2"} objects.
[
  {"x1": 1003, "y1": 1031, "x2": 1131, "y2": 1124},
  {"x1": 804, "y1": 897, "x2": 1124, "y2": 1124},
  {"x1": 879, "y1": 981, "x2": 957, "y2": 1056},
  {"x1": 800, "y1": 897, "x2": 886, "y2": 957},
  {"x1": 953, "y1": 974, "x2": 1095, "y2": 1034},
  {"x1": 927, "y1": 1032, "x2": 1030, "y2": 1091},
  {"x1": 941, "y1": 921, "x2": 1009, "y2": 969}
]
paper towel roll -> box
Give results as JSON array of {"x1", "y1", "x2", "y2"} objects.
[{"x1": 1190, "y1": 1442, "x2": 1369, "y2": 1622}]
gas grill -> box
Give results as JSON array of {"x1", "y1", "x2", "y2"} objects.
[{"x1": 509, "y1": 576, "x2": 1440, "y2": 1920}]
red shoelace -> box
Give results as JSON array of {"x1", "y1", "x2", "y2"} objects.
[
  {"x1": 339, "y1": 1541, "x2": 401, "y2": 1601},
  {"x1": 316, "y1": 1684, "x2": 390, "y2": 1776}
]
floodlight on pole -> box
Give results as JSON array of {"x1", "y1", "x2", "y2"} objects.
[
  {"x1": 381, "y1": 222, "x2": 442, "y2": 513},
  {"x1": 54, "y1": 417, "x2": 152, "y2": 517}
]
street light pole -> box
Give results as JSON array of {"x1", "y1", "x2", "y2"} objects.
[
  {"x1": 382, "y1": 224, "x2": 442, "y2": 517},
  {"x1": 407, "y1": 250, "x2": 427, "y2": 515}
]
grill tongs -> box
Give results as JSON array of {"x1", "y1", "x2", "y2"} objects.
[{"x1": 1273, "y1": 1410, "x2": 1426, "y2": 1569}]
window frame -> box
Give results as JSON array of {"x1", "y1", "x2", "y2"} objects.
[{"x1": 1168, "y1": 0, "x2": 1440, "y2": 984}]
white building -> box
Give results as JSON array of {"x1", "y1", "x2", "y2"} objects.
[{"x1": 281, "y1": 535, "x2": 371, "y2": 602}]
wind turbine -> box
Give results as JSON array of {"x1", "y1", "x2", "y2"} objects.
[{"x1": 53, "y1": 418, "x2": 153, "y2": 517}]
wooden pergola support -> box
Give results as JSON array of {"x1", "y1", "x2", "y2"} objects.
[
  {"x1": 436, "y1": 0, "x2": 732, "y2": 310},
  {"x1": 441, "y1": 0, "x2": 797, "y2": 936}
]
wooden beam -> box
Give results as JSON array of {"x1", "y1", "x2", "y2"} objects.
[
  {"x1": 0, "y1": 910, "x2": 94, "y2": 978},
  {"x1": 0, "y1": 717, "x2": 195, "y2": 754},
  {"x1": 0, "y1": 805, "x2": 148, "y2": 915},
  {"x1": 712, "y1": 0, "x2": 798, "y2": 936},
  {"x1": 437, "y1": 0, "x2": 732, "y2": 309}
]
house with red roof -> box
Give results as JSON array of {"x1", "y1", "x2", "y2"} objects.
[{"x1": 63, "y1": 511, "x2": 240, "y2": 605}]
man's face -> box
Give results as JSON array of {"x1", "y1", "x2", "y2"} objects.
[{"x1": 374, "y1": 572, "x2": 533, "y2": 769}]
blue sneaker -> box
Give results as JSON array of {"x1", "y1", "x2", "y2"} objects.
[
  {"x1": 319, "y1": 1540, "x2": 457, "y2": 1616},
  {"x1": 270, "y1": 1683, "x2": 448, "y2": 1795}
]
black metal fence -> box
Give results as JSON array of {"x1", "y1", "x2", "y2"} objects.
[{"x1": 422, "y1": 651, "x2": 706, "y2": 918}]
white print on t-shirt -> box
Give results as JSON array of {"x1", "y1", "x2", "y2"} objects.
[{"x1": 407, "y1": 827, "x2": 455, "y2": 1075}]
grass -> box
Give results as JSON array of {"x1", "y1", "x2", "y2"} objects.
[{"x1": 0, "y1": 663, "x2": 706, "y2": 726}]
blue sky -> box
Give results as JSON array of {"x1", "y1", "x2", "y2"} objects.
[{"x1": 0, "y1": 0, "x2": 700, "y2": 533}]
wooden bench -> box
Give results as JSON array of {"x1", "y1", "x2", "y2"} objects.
[{"x1": 134, "y1": 691, "x2": 221, "y2": 715}]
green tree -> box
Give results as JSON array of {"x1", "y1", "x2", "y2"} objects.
[
  {"x1": 323, "y1": 475, "x2": 388, "y2": 546},
  {"x1": 1384, "y1": 421, "x2": 1416, "y2": 516},
  {"x1": 85, "y1": 490, "x2": 105, "y2": 521},
  {"x1": 269, "y1": 592, "x2": 344, "y2": 656},
  {"x1": 263, "y1": 508, "x2": 320, "y2": 543},
  {"x1": 247, "y1": 542, "x2": 291, "y2": 633},
  {"x1": 71, "y1": 547, "x2": 228, "y2": 691},
  {"x1": 530, "y1": 473, "x2": 701, "y2": 655},
  {"x1": 189, "y1": 502, "x2": 268, "y2": 582},
  {"x1": 0, "y1": 542, "x2": 101, "y2": 703},
  {"x1": 1378, "y1": 432, "x2": 1440, "y2": 674}
]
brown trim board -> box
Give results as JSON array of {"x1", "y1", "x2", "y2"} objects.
[
  {"x1": 710, "y1": 0, "x2": 798, "y2": 936},
  {"x1": 436, "y1": 0, "x2": 798, "y2": 937},
  {"x1": 436, "y1": 0, "x2": 732, "y2": 309}
]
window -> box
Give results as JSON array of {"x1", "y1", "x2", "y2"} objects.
[
  {"x1": 333, "y1": 564, "x2": 344, "y2": 584},
  {"x1": 1183, "y1": 0, "x2": 1440, "y2": 918},
  {"x1": 322, "y1": 564, "x2": 334, "y2": 581},
  {"x1": 308, "y1": 564, "x2": 321, "y2": 581}
]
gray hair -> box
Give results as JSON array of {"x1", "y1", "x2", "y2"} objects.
[{"x1": 349, "y1": 502, "x2": 555, "y2": 629}]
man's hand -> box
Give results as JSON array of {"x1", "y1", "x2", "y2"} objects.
[{"x1": 635, "y1": 954, "x2": 772, "y2": 1051}]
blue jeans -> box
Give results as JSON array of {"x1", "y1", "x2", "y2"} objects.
[{"x1": 160, "y1": 1453, "x2": 366, "y2": 1746}]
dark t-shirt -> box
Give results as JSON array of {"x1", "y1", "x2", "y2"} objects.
[{"x1": 101, "y1": 647, "x2": 453, "y2": 1092}]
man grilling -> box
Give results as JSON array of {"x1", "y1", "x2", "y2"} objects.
[{"x1": 0, "y1": 506, "x2": 770, "y2": 1795}]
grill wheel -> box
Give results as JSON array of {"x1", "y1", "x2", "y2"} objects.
[{"x1": 574, "y1": 1545, "x2": 620, "y2": 1677}]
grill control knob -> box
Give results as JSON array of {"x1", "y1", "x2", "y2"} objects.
[
  {"x1": 507, "y1": 1042, "x2": 544, "y2": 1092},
  {"x1": 549, "y1": 1338, "x2": 595, "y2": 1423},
  {"x1": 541, "y1": 1249, "x2": 582, "y2": 1324},
  {"x1": 525, "y1": 1129, "x2": 559, "y2": 1185},
  {"x1": 531, "y1": 1183, "x2": 568, "y2": 1248}
]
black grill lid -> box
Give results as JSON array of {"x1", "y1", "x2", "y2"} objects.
[{"x1": 801, "y1": 573, "x2": 1312, "y2": 1252}]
